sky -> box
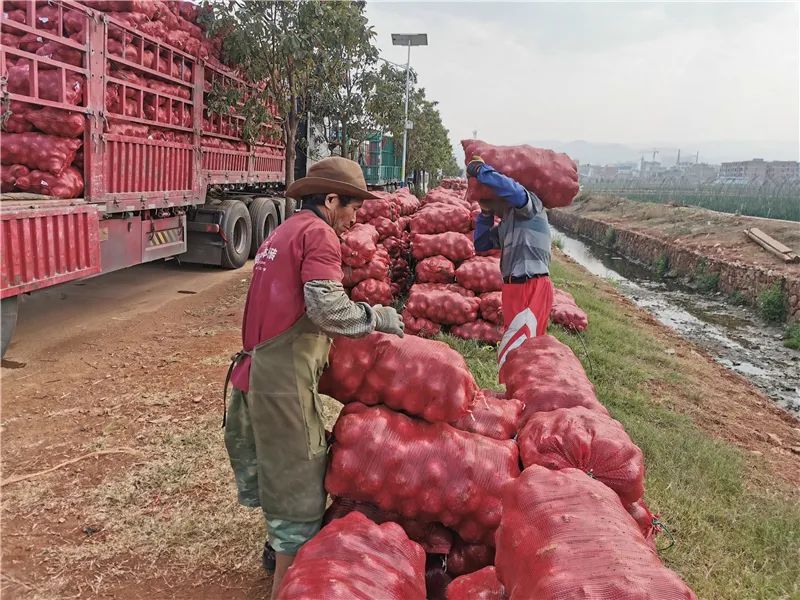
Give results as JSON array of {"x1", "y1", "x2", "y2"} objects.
[{"x1": 364, "y1": 1, "x2": 800, "y2": 163}]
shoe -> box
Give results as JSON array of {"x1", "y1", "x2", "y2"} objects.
[{"x1": 262, "y1": 540, "x2": 276, "y2": 572}]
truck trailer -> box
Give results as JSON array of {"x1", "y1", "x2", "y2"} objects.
[{"x1": 1, "y1": 0, "x2": 288, "y2": 356}]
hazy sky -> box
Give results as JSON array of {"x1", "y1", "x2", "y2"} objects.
[{"x1": 365, "y1": 1, "x2": 800, "y2": 161}]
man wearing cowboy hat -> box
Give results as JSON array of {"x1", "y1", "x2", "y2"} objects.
[{"x1": 223, "y1": 157, "x2": 404, "y2": 598}]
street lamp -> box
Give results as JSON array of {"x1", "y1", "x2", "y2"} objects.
[{"x1": 391, "y1": 33, "x2": 428, "y2": 187}]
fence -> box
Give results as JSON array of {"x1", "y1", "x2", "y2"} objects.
[{"x1": 582, "y1": 179, "x2": 800, "y2": 221}]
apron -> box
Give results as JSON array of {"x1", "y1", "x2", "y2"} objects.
[{"x1": 226, "y1": 314, "x2": 332, "y2": 523}]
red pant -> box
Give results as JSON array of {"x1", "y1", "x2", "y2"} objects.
[{"x1": 498, "y1": 276, "x2": 554, "y2": 372}]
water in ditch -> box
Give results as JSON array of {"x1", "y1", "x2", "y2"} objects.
[{"x1": 551, "y1": 226, "x2": 800, "y2": 416}]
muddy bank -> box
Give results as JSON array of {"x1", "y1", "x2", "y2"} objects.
[
  {"x1": 549, "y1": 205, "x2": 800, "y2": 322},
  {"x1": 551, "y1": 226, "x2": 800, "y2": 415}
]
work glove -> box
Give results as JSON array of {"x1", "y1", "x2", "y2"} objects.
[
  {"x1": 373, "y1": 305, "x2": 405, "y2": 337},
  {"x1": 466, "y1": 155, "x2": 485, "y2": 178}
]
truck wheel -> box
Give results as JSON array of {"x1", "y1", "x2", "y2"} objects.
[
  {"x1": 248, "y1": 196, "x2": 279, "y2": 258},
  {"x1": 1, "y1": 296, "x2": 19, "y2": 358},
  {"x1": 220, "y1": 199, "x2": 252, "y2": 269}
]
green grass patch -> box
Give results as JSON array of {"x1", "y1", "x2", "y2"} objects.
[
  {"x1": 442, "y1": 258, "x2": 800, "y2": 599},
  {"x1": 654, "y1": 253, "x2": 669, "y2": 279},
  {"x1": 728, "y1": 290, "x2": 747, "y2": 306},
  {"x1": 784, "y1": 322, "x2": 800, "y2": 351},
  {"x1": 758, "y1": 281, "x2": 788, "y2": 323},
  {"x1": 603, "y1": 226, "x2": 617, "y2": 248}
]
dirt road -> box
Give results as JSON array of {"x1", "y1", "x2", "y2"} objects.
[{"x1": 1, "y1": 255, "x2": 798, "y2": 599}]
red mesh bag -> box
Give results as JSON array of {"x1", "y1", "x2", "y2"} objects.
[
  {"x1": 35, "y1": 41, "x2": 83, "y2": 68},
  {"x1": 405, "y1": 286, "x2": 480, "y2": 326},
  {"x1": 451, "y1": 320, "x2": 502, "y2": 345},
  {"x1": 440, "y1": 178, "x2": 468, "y2": 191},
  {"x1": 350, "y1": 278, "x2": 393, "y2": 306},
  {"x1": 326, "y1": 403, "x2": 520, "y2": 545},
  {"x1": 462, "y1": 139, "x2": 579, "y2": 209},
  {"x1": 1, "y1": 133, "x2": 81, "y2": 175},
  {"x1": 25, "y1": 108, "x2": 85, "y2": 138},
  {"x1": 340, "y1": 223, "x2": 379, "y2": 267},
  {"x1": 625, "y1": 499, "x2": 662, "y2": 550},
  {"x1": 416, "y1": 255, "x2": 456, "y2": 284},
  {"x1": 403, "y1": 313, "x2": 442, "y2": 338},
  {"x1": 450, "y1": 390, "x2": 523, "y2": 440},
  {"x1": 357, "y1": 196, "x2": 395, "y2": 222},
  {"x1": 319, "y1": 333, "x2": 477, "y2": 423},
  {"x1": 455, "y1": 256, "x2": 502, "y2": 294},
  {"x1": 106, "y1": 120, "x2": 149, "y2": 138},
  {"x1": 412, "y1": 232, "x2": 475, "y2": 262},
  {"x1": 276, "y1": 511, "x2": 426, "y2": 600},
  {"x1": 7, "y1": 63, "x2": 84, "y2": 105},
  {"x1": 15, "y1": 167, "x2": 84, "y2": 198},
  {"x1": 500, "y1": 335, "x2": 608, "y2": 421},
  {"x1": 1, "y1": 164, "x2": 29, "y2": 192},
  {"x1": 382, "y1": 234, "x2": 410, "y2": 258},
  {"x1": 412, "y1": 283, "x2": 475, "y2": 297},
  {"x1": 3, "y1": 102, "x2": 32, "y2": 133},
  {"x1": 368, "y1": 216, "x2": 401, "y2": 241},
  {"x1": 393, "y1": 189, "x2": 420, "y2": 216},
  {"x1": 518, "y1": 406, "x2": 645, "y2": 503},
  {"x1": 1, "y1": 33, "x2": 21, "y2": 48},
  {"x1": 479, "y1": 292, "x2": 503, "y2": 325},
  {"x1": 447, "y1": 567, "x2": 506, "y2": 600},
  {"x1": 324, "y1": 497, "x2": 453, "y2": 554},
  {"x1": 551, "y1": 288, "x2": 588, "y2": 332},
  {"x1": 496, "y1": 466, "x2": 696, "y2": 600},
  {"x1": 421, "y1": 187, "x2": 470, "y2": 210},
  {"x1": 342, "y1": 249, "x2": 390, "y2": 287},
  {"x1": 447, "y1": 537, "x2": 495, "y2": 576},
  {"x1": 410, "y1": 204, "x2": 472, "y2": 235},
  {"x1": 17, "y1": 33, "x2": 45, "y2": 53}
]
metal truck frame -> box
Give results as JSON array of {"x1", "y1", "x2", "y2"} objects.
[{"x1": 1, "y1": 0, "x2": 288, "y2": 356}]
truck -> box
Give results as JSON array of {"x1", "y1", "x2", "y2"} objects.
[
  {"x1": 0, "y1": 0, "x2": 289, "y2": 356},
  {"x1": 359, "y1": 132, "x2": 402, "y2": 190}
]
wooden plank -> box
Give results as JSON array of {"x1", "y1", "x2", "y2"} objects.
[
  {"x1": 745, "y1": 229, "x2": 800, "y2": 263},
  {"x1": 749, "y1": 227, "x2": 795, "y2": 254}
]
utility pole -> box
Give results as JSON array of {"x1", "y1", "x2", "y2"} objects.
[{"x1": 391, "y1": 33, "x2": 428, "y2": 188}]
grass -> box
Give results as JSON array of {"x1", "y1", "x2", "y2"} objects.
[
  {"x1": 603, "y1": 226, "x2": 617, "y2": 248},
  {"x1": 693, "y1": 259, "x2": 720, "y2": 294},
  {"x1": 552, "y1": 234, "x2": 564, "y2": 250},
  {"x1": 785, "y1": 322, "x2": 800, "y2": 351},
  {"x1": 758, "y1": 281, "x2": 788, "y2": 323},
  {"x1": 728, "y1": 290, "x2": 747, "y2": 306},
  {"x1": 439, "y1": 257, "x2": 800, "y2": 600},
  {"x1": 654, "y1": 253, "x2": 669, "y2": 279}
]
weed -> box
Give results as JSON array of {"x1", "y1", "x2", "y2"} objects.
[
  {"x1": 758, "y1": 281, "x2": 787, "y2": 322},
  {"x1": 728, "y1": 290, "x2": 748, "y2": 306},
  {"x1": 655, "y1": 254, "x2": 669, "y2": 279},
  {"x1": 552, "y1": 235, "x2": 564, "y2": 250},
  {"x1": 603, "y1": 226, "x2": 617, "y2": 248},
  {"x1": 784, "y1": 322, "x2": 800, "y2": 350}
]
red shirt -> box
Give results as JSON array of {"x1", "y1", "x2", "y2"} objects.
[{"x1": 231, "y1": 210, "x2": 343, "y2": 391}]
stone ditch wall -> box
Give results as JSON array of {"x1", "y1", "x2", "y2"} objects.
[{"x1": 549, "y1": 210, "x2": 800, "y2": 323}]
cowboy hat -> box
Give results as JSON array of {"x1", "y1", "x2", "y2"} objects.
[{"x1": 286, "y1": 156, "x2": 380, "y2": 200}]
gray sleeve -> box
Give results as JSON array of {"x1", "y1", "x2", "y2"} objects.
[
  {"x1": 303, "y1": 279, "x2": 377, "y2": 338},
  {"x1": 515, "y1": 189, "x2": 544, "y2": 219}
]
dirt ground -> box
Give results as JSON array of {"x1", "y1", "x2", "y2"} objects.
[
  {"x1": 1, "y1": 255, "x2": 798, "y2": 598},
  {"x1": 564, "y1": 194, "x2": 800, "y2": 279}
]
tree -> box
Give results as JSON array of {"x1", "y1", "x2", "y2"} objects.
[
  {"x1": 204, "y1": 1, "x2": 372, "y2": 186},
  {"x1": 363, "y1": 62, "x2": 415, "y2": 144},
  {"x1": 310, "y1": 1, "x2": 378, "y2": 160},
  {"x1": 405, "y1": 88, "x2": 460, "y2": 182}
]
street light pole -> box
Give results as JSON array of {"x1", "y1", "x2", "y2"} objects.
[
  {"x1": 391, "y1": 33, "x2": 427, "y2": 188},
  {"x1": 400, "y1": 40, "x2": 411, "y2": 186}
]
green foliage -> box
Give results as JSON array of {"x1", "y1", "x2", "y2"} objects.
[
  {"x1": 552, "y1": 235, "x2": 565, "y2": 250},
  {"x1": 784, "y1": 322, "x2": 800, "y2": 350},
  {"x1": 405, "y1": 88, "x2": 460, "y2": 180},
  {"x1": 692, "y1": 259, "x2": 719, "y2": 293},
  {"x1": 654, "y1": 253, "x2": 669, "y2": 278},
  {"x1": 364, "y1": 62, "x2": 414, "y2": 145},
  {"x1": 758, "y1": 281, "x2": 788, "y2": 322},
  {"x1": 603, "y1": 226, "x2": 617, "y2": 247},
  {"x1": 728, "y1": 290, "x2": 747, "y2": 306}
]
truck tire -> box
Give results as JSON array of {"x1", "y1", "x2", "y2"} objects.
[
  {"x1": 1, "y1": 296, "x2": 19, "y2": 358},
  {"x1": 220, "y1": 199, "x2": 252, "y2": 269},
  {"x1": 248, "y1": 196, "x2": 279, "y2": 258}
]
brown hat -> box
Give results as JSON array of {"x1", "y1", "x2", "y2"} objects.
[{"x1": 286, "y1": 156, "x2": 380, "y2": 201}]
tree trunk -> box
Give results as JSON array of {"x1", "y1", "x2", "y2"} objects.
[{"x1": 284, "y1": 103, "x2": 300, "y2": 188}]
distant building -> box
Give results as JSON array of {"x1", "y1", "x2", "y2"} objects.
[
  {"x1": 639, "y1": 159, "x2": 664, "y2": 179},
  {"x1": 719, "y1": 159, "x2": 799, "y2": 183}
]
